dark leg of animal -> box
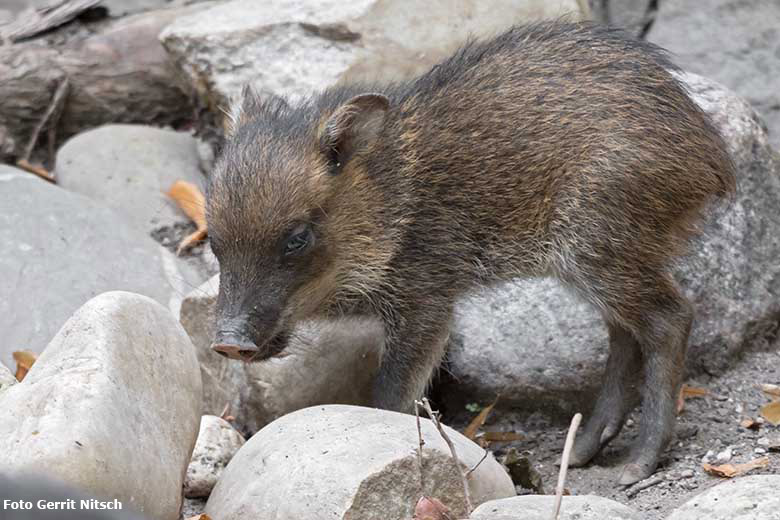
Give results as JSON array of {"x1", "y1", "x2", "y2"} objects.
[
  {"x1": 559, "y1": 244, "x2": 692, "y2": 484},
  {"x1": 619, "y1": 281, "x2": 692, "y2": 485},
  {"x1": 570, "y1": 322, "x2": 642, "y2": 468},
  {"x1": 371, "y1": 307, "x2": 452, "y2": 413}
]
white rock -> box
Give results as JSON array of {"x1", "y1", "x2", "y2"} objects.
[
  {"x1": 205, "y1": 405, "x2": 515, "y2": 519},
  {"x1": 56, "y1": 124, "x2": 205, "y2": 233},
  {"x1": 716, "y1": 446, "x2": 733, "y2": 463},
  {"x1": 0, "y1": 291, "x2": 202, "y2": 520},
  {"x1": 184, "y1": 415, "x2": 245, "y2": 498},
  {"x1": 160, "y1": 0, "x2": 582, "y2": 111},
  {"x1": 179, "y1": 275, "x2": 384, "y2": 432},
  {"x1": 0, "y1": 166, "x2": 204, "y2": 366},
  {"x1": 667, "y1": 475, "x2": 780, "y2": 520},
  {"x1": 471, "y1": 495, "x2": 642, "y2": 520},
  {"x1": 0, "y1": 360, "x2": 15, "y2": 394}
]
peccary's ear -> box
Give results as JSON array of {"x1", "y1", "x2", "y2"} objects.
[
  {"x1": 320, "y1": 93, "x2": 389, "y2": 173},
  {"x1": 225, "y1": 85, "x2": 289, "y2": 136}
]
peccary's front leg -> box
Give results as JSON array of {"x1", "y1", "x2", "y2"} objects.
[{"x1": 371, "y1": 308, "x2": 453, "y2": 413}]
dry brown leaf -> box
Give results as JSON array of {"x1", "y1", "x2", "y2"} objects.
[
  {"x1": 759, "y1": 401, "x2": 780, "y2": 426},
  {"x1": 740, "y1": 418, "x2": 760, "y2": 430},
  {"x1": 167, "y1": 180, "x2": 208, "y2": 254},
  {"x1": 413, "y1": 496, "x2": 452, "y2": 520},
  {"x1": 16, "y1": 159, "x2": 56, "y2": 183},
  {"x1": 677, "y1": 384, "x2": 709, "y2": 414},
  {"x1": 702, "y1": 456, "x2": 769, "y2": 478},
  {"x1": 463, "y1": 396, "x2": 499, "y2": 440},
  {"x1": 479, "y1": 431, "x2": 525, "y2": 443},
  {"x1": 760, "y1": 383, "x2": 780, "y2": 400},
  {"x1": 184, "y1": 515, "x2": 211, "y2": 520},
  {"x1": 12, "y1": 350, "x2": 37, "y2": 381}
]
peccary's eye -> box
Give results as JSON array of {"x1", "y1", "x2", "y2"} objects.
[{"x1": 283, "y1": 223, "x2": 313, "y2": 256}]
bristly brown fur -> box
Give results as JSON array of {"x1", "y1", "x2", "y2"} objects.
[{"x1": 207, "y1": 21, "x2": 736, "y2": 485}]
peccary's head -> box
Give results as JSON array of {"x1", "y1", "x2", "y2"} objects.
[{"x1": 206, "y1": 87, "x2": 393, "y2": 362}]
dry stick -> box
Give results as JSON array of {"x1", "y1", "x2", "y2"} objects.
[
  {"x1": 45, "y1": 77, "x2": 70, "y2": 165},
  {"x1": 420, "y1": 397, "x2": 473, "y2": 513},
  {"x1": 16, "y1": 78, "x2": 69, "y2": 183},
  {"x1": 465, "y1": 450, "x2": 489, "y2": 478},
  {"x1": 625, "y1": 475, "x2": 663, "y2": 498},
  {"x1": 414, "y1": 400, "x2": 426, "y2": 493},
  {"x1": 551, "y1": 413, "x2": 583, "y2": 520}
]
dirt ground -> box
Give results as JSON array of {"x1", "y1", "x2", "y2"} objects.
[{"x1": 445, "y1": 347, "x2": 780, "y2": 519}]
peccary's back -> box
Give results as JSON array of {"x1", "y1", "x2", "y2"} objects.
[{"x1": 370, "y1": 22, "x2": 735, "y2": 279}]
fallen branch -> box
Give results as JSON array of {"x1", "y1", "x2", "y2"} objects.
[
  {"x1": 551, "y1": 413, "x2": 582, "y2": 520},
  {"x1": 418, "y1": 398, "x2": 473, "y2": 513},
  {"x1": 625, "y1": 475, "x2": 663, "y2": 498},
  {"x1": 0, "y1": 0, "x2": 101, "y2": 43},
  {"x1": 0, "y1": 5, "x2": 201, "y2": 163}
]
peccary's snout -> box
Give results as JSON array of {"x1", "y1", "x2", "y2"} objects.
[{"x1": 211, "y1": 329, "x2": 260, "y2": 362}]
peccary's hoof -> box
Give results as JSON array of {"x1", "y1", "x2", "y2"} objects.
[{"x1": 618, "y1": 462, "x2": 656, "y2": 487}]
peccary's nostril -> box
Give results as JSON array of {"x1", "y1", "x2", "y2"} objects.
[
  {"x1": 211, "y1": 342, "x2": 259, "y2": 361},
  {"x1": 211, "y1": 330, "x2": 259, "y2": 361}
]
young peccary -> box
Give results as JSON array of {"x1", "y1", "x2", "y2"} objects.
[{"x1": 206, "y1": 22, "x2": 735, "y2": 485}]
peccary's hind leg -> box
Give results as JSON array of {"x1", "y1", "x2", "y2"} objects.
[
  {"x1": 618, "y1": 279, "x2": 692, "y2": 486},
  {"x1": 570, "y1": 323, "x2": 642, "y2": 468},
  {"x1": 561, "y1": 257, "x2": 692, "y2": 485}
]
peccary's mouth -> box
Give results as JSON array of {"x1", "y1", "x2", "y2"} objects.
[{"x1": 250, "y1": 330, "x2": 291, "y2": 361}]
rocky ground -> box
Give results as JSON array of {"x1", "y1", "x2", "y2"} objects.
[
  {"x1": 438, "y1": 347, "x2": 780, "y2": 519},
  {"x1": 1, "y1": 1, "x2": 779, "y2": 520}
]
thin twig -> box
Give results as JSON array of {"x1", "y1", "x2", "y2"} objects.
[
  {"x1": 625, "y1": 475, "x2": 663, "y2": 498},
  {"x1": 46, "y1": 78, "x2": 70, "y2": 165},
  {"x1": 419, "y1": 397, "x2": 473, "y2": 513},
  {"x1": 465, "y1": 450, "x2": 489, "y2": 478},
  {"x1": 414, "y1": 400, "x2": 426, "y2": 493},
  {"x1": 16, "y1": 77, "x2": 69, "y2": 182},
  {"x1": 551, "y1": 413, "x2": 582, "y2": 520},
  {"x1": 22, "y1": 78, "x2": 68, "y2": 161}
]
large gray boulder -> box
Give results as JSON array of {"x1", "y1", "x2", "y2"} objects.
[
  {"x1": 0, "y1": 291, "x2": 202, "y2": 520},
  {"x1": 56, "y1": 124, "x2": 206, "y2": 233},
  {"x1": 471, "y1": 495, "x2": 642, "y2": 520},
  {"x1": 179, "y1": 274, "x2": 383, "y2": 433},
  {"x1": 0, "y1": 166, "x2": 203, "y2": 366},
  {"x1": 160, "y1": 0, "x2": 582, "y2": 112},
  {"x1": 666, "y1": 475, "x2": 780, "y2": 520},
  {"x1": 0, "y1": 360, "x2": 16, "y2": 395},
  {"x1": 205, "y1": 405, "x2": 515, "y2": 520},
  {"x1": 648, "y1": 0, "x2": 780, "y2": 150},
  {"x1": 442, "y1": 74, "x2": 780, "y2": 413}
]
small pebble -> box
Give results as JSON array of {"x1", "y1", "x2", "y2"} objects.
[
  {"x1": 680, "y1": 469, "x2": 695, "y2": 479},
  {"x1": 754, "y1": 447, "x2": 767, "y2": 455},
  {"x1": 716, "y1": 447, "x2": 733, "y2": 463},
  {"x1": 757, "y1": 437, "x2": 770, "y2": 447},
  {"x1": 701, "y1": 450, "x2": 715, "y2": 464}
]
